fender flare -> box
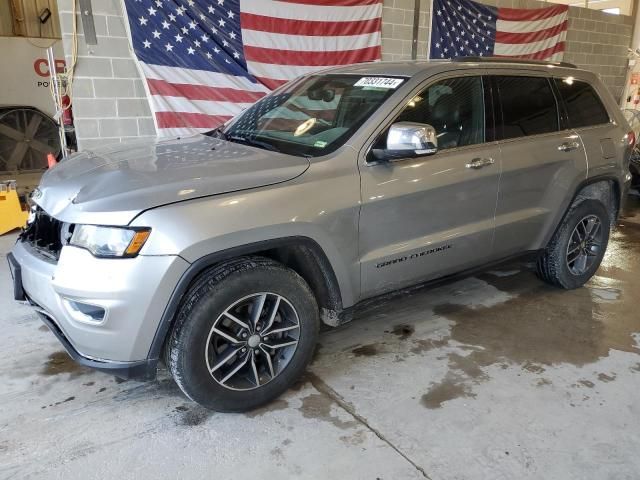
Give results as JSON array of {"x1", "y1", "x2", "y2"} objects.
[
  {"x1": 540, "y1": 174, "x2": 623, "y2": 249},
  {"x1": 145, "y1": 236, "x2": 343, "y2": 362}
]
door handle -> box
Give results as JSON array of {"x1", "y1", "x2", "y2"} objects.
[
  {"x1": 465, "y1": 157, "x2": 495, "y2": 169},
  {"x1": 557, "y1": 141, "x2": 580, "y2": 152}
]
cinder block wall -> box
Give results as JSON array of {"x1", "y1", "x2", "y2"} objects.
[
  {"x1": 58, "y1": 0, "x2": 156, "y2": 150},
  {"x1": 57, "y1": 0, "x2": 632, "y2": 149},
  {"x1": 381, "y1": 0, "x2": 633, "y2": 100}
]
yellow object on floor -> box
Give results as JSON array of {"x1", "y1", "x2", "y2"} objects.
[{"x1": 0, "y1": 181, "x2": 28, "y2": 235}]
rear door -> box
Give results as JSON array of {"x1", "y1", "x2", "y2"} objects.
[{"x1": 491, "y1": 74, "x2": 587, "y2": 257}]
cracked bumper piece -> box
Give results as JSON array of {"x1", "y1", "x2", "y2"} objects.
[{"x1": 9, "y1": 241, "x2": 190, "y2": 377}]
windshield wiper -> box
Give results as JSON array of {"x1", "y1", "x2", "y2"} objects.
[
  {"x1": 203, "y1": 127, "x2": 227, "y2": 139},
  {"x1": 227, "y1": 135, "x2": 281, "y2": 153}
]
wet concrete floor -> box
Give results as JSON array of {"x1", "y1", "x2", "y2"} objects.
[{"x1": 1, "y1": 194, "x2": 639, "y2": 479}]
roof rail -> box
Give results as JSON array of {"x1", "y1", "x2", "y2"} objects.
[{"x1": 451, "y1": 56, "x2": 577, "y2": 69}]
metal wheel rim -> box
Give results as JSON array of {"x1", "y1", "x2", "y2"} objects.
[
  {"x1": 566, "y1": 214, "x2": 603, "y2": 276},
  {"x1": 205, "y1": 292, "x2": 301, "y2": 391}
]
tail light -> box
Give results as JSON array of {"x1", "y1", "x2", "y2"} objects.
[{"x1": 627, "y1": 130, "x2": 636, "y2": 147}]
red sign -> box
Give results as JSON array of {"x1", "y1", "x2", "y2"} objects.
[{"x1": 33, "y1": 58, "x2": 66, "y2": 77}]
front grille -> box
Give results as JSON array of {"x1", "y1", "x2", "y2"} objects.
[{"x1": 20, "y1": 208, "x2": 68, "y2": 261}]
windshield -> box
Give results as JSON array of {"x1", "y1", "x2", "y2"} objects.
[{"x1": 213, "y1": 74, "x2": 405, "y2": 157}]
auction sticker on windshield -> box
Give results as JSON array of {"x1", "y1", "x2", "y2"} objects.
[{"x1": 354, "y1": 77, "x2": 404, "y2": 89}]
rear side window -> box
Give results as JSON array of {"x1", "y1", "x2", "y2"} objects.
[
  {"x1": 554, "y1": 78, "x2": 610, "y2": 129},
  {"x1": 495, "y1": 76, "x2": 559, "y2": 140}
]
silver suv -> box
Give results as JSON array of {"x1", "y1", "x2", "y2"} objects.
[{"x1": 7, "y1": 58, "x2": 633, "y2": 411}]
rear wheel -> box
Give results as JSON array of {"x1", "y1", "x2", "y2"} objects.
[
  {"x1": 166, "y1": 257, "x2": 319, "y2": 412},
  {"x1": 537, "y1": 199, "x2": 610, "y2": 289}
]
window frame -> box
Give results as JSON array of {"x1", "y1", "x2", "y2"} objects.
[
  {"x1": 365, "y1": 72, "x2": 492, "y2": 163},
  {"x1": 491, "y1": 74, "x2": 562, "y2": 142}
]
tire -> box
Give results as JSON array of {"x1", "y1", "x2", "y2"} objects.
[
  {"x1": 537, "y1": 199, "x2": 610, "y2": 289},
  {"x1": 166, "y1": 256, "x2": 319, "y2": 412}
]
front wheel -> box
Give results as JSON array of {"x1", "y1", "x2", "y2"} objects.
[
  {"x1": 537, "y1": 199, "x2": 610, "y2": 289},
  {"x1": 166, "y1": 257, "x2": 319, "y2": 412}
]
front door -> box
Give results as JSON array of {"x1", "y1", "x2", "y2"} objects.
[{"x1": 358, "y1": 75, "x2": 501, "y2": 298}]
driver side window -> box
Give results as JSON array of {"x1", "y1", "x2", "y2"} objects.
[{"x1": 395, "y1": 76, "x2": 485, "y2": 151}]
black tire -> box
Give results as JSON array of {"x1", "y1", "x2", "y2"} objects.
[
  {"x1": 166, "y1": 256, "x2": 319, "y2": 412},
  {"x1": 536, "y1": 199, "x2": 610, "y2": 289}
]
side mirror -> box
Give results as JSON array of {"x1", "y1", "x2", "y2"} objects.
[{"x1": 372, "y1": 122, "x2": 438, "y2": 162}]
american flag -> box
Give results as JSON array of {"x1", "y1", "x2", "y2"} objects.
[
  {"x1": 429, "y1": 0, "x2": 568, "y2": 62},
  {"x1": 123, "y1": 0, "x2": 383, "y2": 138}
]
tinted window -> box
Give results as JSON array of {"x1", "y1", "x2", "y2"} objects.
[
  {"x1": 554, "y1": 78, "x2": 610, "y2": 129},
  {"x1": 495, "y1": 76, "x2": 559, "y2": 139},
  {"x1": 395, "y1": 76, "x2": 484, "y2": 150}
]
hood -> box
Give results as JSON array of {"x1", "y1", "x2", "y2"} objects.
[{"x1": 35, "y1": 135, "x2": 310, "y2": 225}]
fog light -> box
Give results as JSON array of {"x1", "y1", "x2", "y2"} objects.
[{"x1": 62, "y1": 298, "x2": 106, "y2": 324}]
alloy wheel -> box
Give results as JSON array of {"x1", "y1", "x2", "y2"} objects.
[
  {"x1": 566, "y1": 214, "x2": 603, "y2": 276},
  {"x1": 205, "y1": 292, "x2": 300, "y2": 391}
]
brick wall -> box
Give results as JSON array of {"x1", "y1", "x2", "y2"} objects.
[
  {"x1": 381, "y1": 0, "x2": 633, "y2": 100},
  {"x1": 57, "y1": 0, "x2": 156, "y2": 150}
]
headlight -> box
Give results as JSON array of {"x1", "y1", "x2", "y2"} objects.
[{"x1": 70, "y1": 225, "x2": 151, "y2": 258}]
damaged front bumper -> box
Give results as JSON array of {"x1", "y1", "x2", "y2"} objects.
[{"x1": 7, "y1": 240, "x2": 189, "y2": 379}]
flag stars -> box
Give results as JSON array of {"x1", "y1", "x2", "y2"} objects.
[
  {"x1": 176, "y1": 5, "x2": 185, "y2": 15},
  {"x1": 165, "y1": 43, "x2": 174, "y2": 52},
  {"x1": 188, "y1": 20, "x2": 197, "y2": 29},
  {"x1": 143, "y1": 39, "x2": 151, "y2": 48},
  {"x1": 201, "y1": 33, "x2": 209, "y2": 42},
  {"x1": 206, "y1": 52, "x2": 212, "y2": 59},
  {"x1": 161, "y1": 20, "x2": 170, "y2": 29},
  {"x1": 233, "y1": 51, "x2": 240, "y2": 59},
  {"x1": 175, "y1": 33, "x2": 183, "y2": 42},
  {"x1": 187, "y1": 46, "x2": 195, "y2": 55},
  {"x1": 194, "y1": 39, "x2": 201, "y2": 47},
  {"x1": 168, "y1": 13, "x2": 176, "y2": 21},
  {"x1": 152, "y1": 29, "x2": 161, "y2": 38},
  {"x1": 155, "y1": 0, "x2": 162, "y2": 6},
  {"x1": 218, "y1": 18, "x2": 226, "y2": 27},
  {"x1": 229, "y1": 31, "x2": 236, "y2": 40},
  {"x1": 208, "y1": 5, "x2": 215, "y2": 13},
  {"x1": 227, "y1": 10, "x2": 235, "y2": 18},
  {"x1": 181, "y1": 26, "x2": 189, "y2": 34},
  {"x1": 147, "y1": 6, "x2": 157, "y2": 16},
  {"x1": 138, "y1": 16, "x2": 148, "y2": 25}
]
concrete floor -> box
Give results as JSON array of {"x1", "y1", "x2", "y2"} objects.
[{"x1": 2, "y1": 196, "x2": 640, "y2": 480}]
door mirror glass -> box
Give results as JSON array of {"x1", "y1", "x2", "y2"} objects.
[{"x1": 372, "y1": 122, "x2": 438, "y2": 161}]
